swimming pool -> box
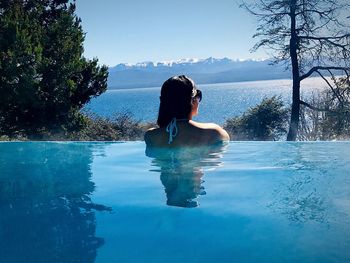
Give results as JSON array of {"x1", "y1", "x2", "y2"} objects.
[{"x1": 0, "y1": 141, "x2": 349, "y2": 263}]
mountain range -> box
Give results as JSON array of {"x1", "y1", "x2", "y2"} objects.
[{"x1": 107, "y1": 57, "x2": 291, "y2": 89}]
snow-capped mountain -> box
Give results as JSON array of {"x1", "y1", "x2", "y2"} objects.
[{"x1": 108, "y1": 57, "x2": 290, "y2": 89}]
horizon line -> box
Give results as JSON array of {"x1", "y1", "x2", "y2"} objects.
[{"x1": 107, "y1": 56, "x2": 271, "y2": 68}]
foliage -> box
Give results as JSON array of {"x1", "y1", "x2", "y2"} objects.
[
  {"x1": 0, "y1": 0, "x2": 108, "y2": 137},
  {"x1": 0, "y1": 111, "x2": 151, "y2": 141},
  {"x1": 72, "y1": 112, "x2": 150, "y2": 141},
  {"x1": 299, "y1": 77, "x2": 350, "y2": 140},
  {"x1": 224, "y1": 96, "x2": 289, "y2": 141},
  {"x1": 242, "y1": 0, "x2": 350, "y2": 140}
]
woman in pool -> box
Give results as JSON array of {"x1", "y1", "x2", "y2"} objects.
[{"x1": 145, "y1": 75, "x2": 229, "y2": 147}]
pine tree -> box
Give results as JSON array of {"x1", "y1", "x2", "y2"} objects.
[{"x1": 0, "y1": 0, "x2": 108, "y2": 137}]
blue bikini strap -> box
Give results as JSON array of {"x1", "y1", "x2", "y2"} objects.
[{"x1": 166, "y1": 118, "x2": 178, "y2": 144}]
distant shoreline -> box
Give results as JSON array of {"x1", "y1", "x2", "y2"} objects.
[{"x1": 107, "y1": 76, "x2": 296, "y2": 91}]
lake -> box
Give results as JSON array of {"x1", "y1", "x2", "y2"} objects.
[{"x1": 86, "y1": 77, "x2": 327, "y2": 124}]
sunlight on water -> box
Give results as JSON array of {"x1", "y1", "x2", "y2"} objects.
[
  {"x1": 0, "y1": 141, "x2": 349, "y2": 263},
  {"x1": 87, "y1": 77, "x2": 327, "y2": 124}
]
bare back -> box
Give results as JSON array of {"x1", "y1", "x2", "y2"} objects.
[{"x1": 144, "y1": 120, "x2": 230, "y2": 147}]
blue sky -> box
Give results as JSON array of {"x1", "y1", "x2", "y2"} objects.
[{"x1": 75, "y1": 0, "x2": 267, "y2": 66}]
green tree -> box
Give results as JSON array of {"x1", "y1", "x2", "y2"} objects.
[
  {"x1": 0, "y1": 0, "x2": 108, "y2": 137},
  {"x1": 224, "y1": 96, "x2": 289, "y2": 141},
  {"x1": 241, "y1": 0, "x2": 350, "y2": 141}
]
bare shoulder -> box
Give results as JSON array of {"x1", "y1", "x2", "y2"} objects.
[
  {"x1": 191, "y1": 121, "x2": 230, "y2": 142},
  {"x1": 144, "y1": 127, "x2": 164, "y2": 146},
  {"x1": 207, "y1": 124, "x2": 230, "y2": 142},
  {"x1": 144, "y1": 127, "x2": 156, "y2": 141}
]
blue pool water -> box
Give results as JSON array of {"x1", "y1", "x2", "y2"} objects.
[{"x1": 1, "y1": 141, "x2": 350, "y2": 263}]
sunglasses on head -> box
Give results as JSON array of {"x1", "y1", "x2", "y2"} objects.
[{"x1": 193, "y1": 89, "x2": 202, "y2": 102}]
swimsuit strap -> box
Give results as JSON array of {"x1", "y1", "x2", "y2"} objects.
[{"x1": 165, "y1": 118, "x2": 189, "y2": 144}]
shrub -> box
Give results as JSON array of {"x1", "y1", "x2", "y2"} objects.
[
  {"x1": 299, "y1": 77, "x2": 350, "y2": 140},
  {"x1": 0, "y1": 111, "x2": 151, "y2": 141},
  {"x1": 70, "y1": 114, "x2": 121, "y2": 141},
  {"x1": 224, "y1": 96, "x2": 289, "y2": 141},
  {"x1": 70, "y1": 112, "x2": 152, "y2": 141}
]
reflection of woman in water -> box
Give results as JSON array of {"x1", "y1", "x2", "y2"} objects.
[
  {"x1": 160, "y1": 159, "x2": 205, "y2": 208},
  {"x1": 147, "y1": 145, "x2": 225, "y2": 208},
  {"x1": 144, "y1": 75, "x2": 229, "y2": 147}
]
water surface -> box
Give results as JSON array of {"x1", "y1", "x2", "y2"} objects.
[
  {"x1": 0, "y1": 141, "x2": 349, "y2": 263},
  {"x1": 87, "y1": 78, "x2": 327, "y2": 124}
]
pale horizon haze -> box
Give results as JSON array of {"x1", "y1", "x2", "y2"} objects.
[{"x1": 75, "y1": 0, "x2": 268, "y2": 66}]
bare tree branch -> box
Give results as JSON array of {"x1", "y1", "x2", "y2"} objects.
[
  {"x1": 299, "y1": 34, "x2": 350, "y2": 40},
  {"x1": 242, "y1": 0, "x2": 350, "y2": 140},
  {"x1": 300, "y1": 66, "x2": 350, "y2": 81},
  {"x1": 315, "y1": 70, "x2": 344, "y2": 105},
  {"x1": 300, "y1": 100, "x2": 333, "y2": 112}
]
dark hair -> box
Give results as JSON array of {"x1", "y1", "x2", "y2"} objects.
[{"x1": 157, "y1": 75, "x2": 197, "y2": 127}]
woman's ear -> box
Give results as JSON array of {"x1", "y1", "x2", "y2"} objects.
[
  {"x1": 191, "y1": 98, "x2": 199, "y2": 116},
  {"x1": 191, "y1": 98, "x2": 198, "y2": 106}
]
